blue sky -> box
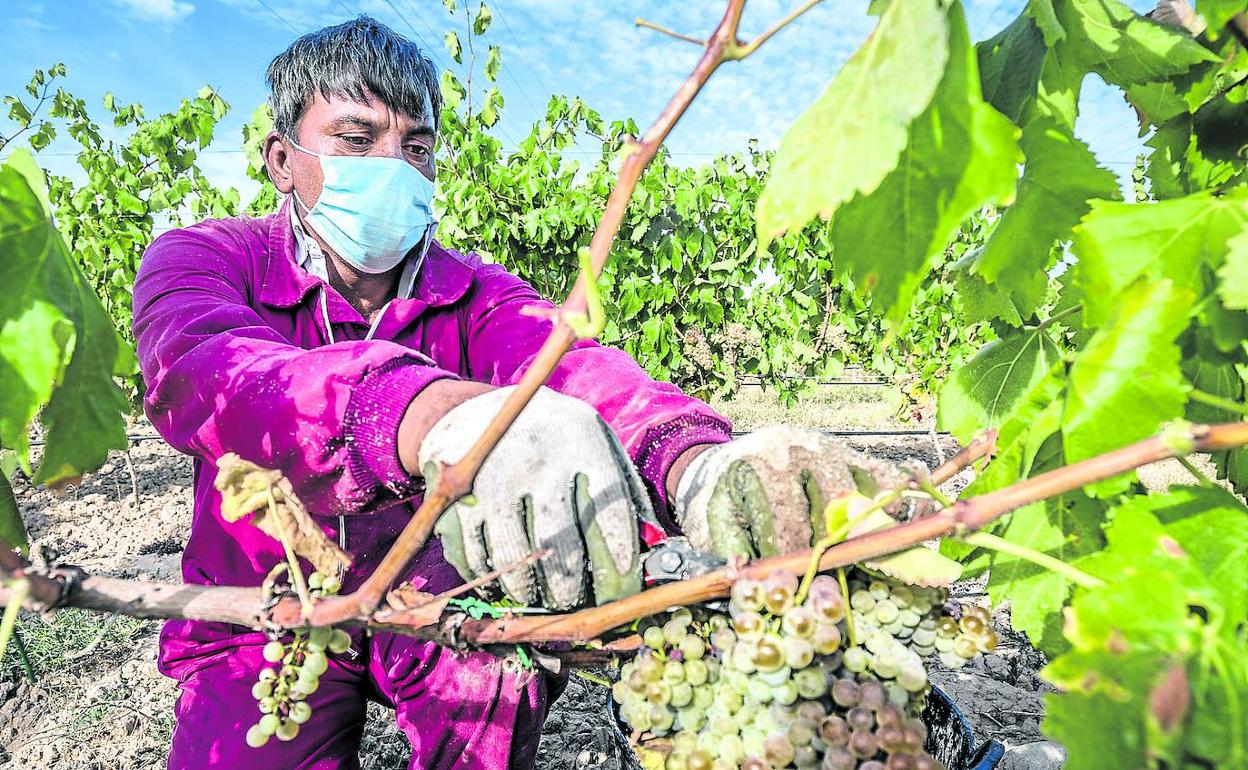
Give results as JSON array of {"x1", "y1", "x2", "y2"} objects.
[{"x1": 2, "y1": 0, "x2": 1153, "y2": 200}]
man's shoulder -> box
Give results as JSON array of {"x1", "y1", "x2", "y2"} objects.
[{"x1": 147, "y1": 212, "x2": 278, "y2": 261}]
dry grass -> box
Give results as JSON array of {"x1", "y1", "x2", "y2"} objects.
[{"x1": 709, "y1": 382, "x2": 915, "y2": 433}]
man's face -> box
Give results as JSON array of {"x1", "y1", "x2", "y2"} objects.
[{"x1": 264, "y1": 87, "x2": 436, "y2": 209}]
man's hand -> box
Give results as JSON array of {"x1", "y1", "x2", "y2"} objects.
[
  {"x1": 416, "y1": 386, "x2": 649, "y2": 610},
  {"x1": 671, "y1": 426, "x2": 906, "y2": 559}
]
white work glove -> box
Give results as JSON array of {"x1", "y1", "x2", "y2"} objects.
[
  {"x1": 418, "y1": 386, "x2": 649, "y2": 610},
  {"x1": 672, "y1": 426, "x2": 907, "y2": 558}
]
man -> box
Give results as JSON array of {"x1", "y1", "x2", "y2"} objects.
[{"x1": 134, "y1": 17, "x2": 888, "y2": 770}]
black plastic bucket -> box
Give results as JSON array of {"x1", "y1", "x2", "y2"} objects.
[{"x1": 608, "y1": 684, "x2": 1004, "y2": 770}]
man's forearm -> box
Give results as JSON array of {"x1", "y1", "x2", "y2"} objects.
[{"x1": 398, "y1": 379, "x2": 495, "y2": 476}]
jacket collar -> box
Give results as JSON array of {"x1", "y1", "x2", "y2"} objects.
[{"x1": 258, "y1": 196, "x2": 474, "y2": 311}]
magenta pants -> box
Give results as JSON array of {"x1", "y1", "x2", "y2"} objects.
[{"x1": 160, "y1": 543, "x2": 554, "y2": 769}]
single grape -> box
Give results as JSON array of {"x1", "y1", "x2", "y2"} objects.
[
  {"x1": 293, "y1": 674, "x2": 320, "y2": 697},
  {"x1": 684, "y1": 659, "x2": 709, "y2": 686},
  {"x1": 877, "y1": 725, "x2": 905, "y2": 753},
  {"x1": 902, "y1": 720, "x2": 928, "y2": 753},
  {"x1": 933, "y1": 636, "x2": 955, "y2": 654},
  {"x1": 793, "y1": 744, "x2": 818, "y2": 768},
  {"x1": 671, "y1": 607, "x2": 694, "y2": 625},
  {"x1": 327, "y1": 629, "x2": 351, "y2": 655},
  {"x1": 752, "y1": 635, "x2": 785, "y2": 673},
  {"x1": 740, "y1": 758, "x2": 768, "y2": 770},
  {"x1": 258, "y1": 697, "x2": 277, "y2": 714},
  {"x1": 952, "y1": 635, "x2": 978, "y2": 659},
  {"x1": 679, "y1": 636, "x2": 706, "y2": 662},
  {"x1": 711, "y1": 627, "x2": 737, "y2": 654},
  {"x1": 911, "y1": 628, "x2": 937, "y2": 647},
  {"x1": 262, "y1": 641, "x2": 286, "y2": 664},
  {"x1": 784, "y1": 637, "x2": 815, "y2": 670},
  {"x1": 781, "y1": 606, "x2": 817, "y2": 639},
  {"x1": 673, "y1": 731, "x2": 698, "y2": 754},
  {"x1": 873, "y1": 599, "x2": 900, "y2": 625},
  {"x1": 275, "y1": 719, "x2": 300, "y2": 742},
  {"x1": 935, "y1": 617, "x2": 958, "y2": 637},
  {"x1": 258, "y1": 668, "x2": 278, "y2": 683},
  {"x1": 850, "y1": 591, "x2": 876, "y2": 613},
  {"x1": 693, "y1": 685, "x2": 714, "y2": 710},
  {"x1": 307, "y1": 572, "x2": 324, "y2": 590},
  {"x1": 788, "y1": 718, "x2": 814, "y2": 747},
  {"x1": 651, "y1": 705, "x2": 675, "y2": 734},
  {"x1": 886, "y1": 754, "x2": 916, "y2": 770},
  {"x1": 849, "y1": 729, "x2": 879, "y2": 759},
  {"x1": 819, "y1": 715, "x2": 850, "y2": 747},
  {"x1": 822, "y1": 746, "x2": 855, "y2": 770},
  {"x1": 288, "y1": 700, "x2": 312, "y2": 725},
  {"x1": 670, "y1": 682, "x2": 693, "y2": 708},
  {"x1": 847, "y1": 706, "x2": 874, "y2": 732},
  {"x1": 319, "y1": 574, "x2": 341, "y2": 594},
  {"x1": 245, "y1": 724, "x2": 270, "y2": 748},
  {"x1": 307, "y1": 626, "x2": 333, "y2": 650},
  {"x1": 897, "y1": 666, "x2": 927, "y2": 693},
  {"x1": 898, "y1": 609, "x2": 922, "y2": 628},
  {"x1": 831, "y1": 678, "x2": 861, "y2": 707},
  {"x1": 731, "y1": 578, "x2": 766, "y2": 613},
  {"x1": 664, "y1": 660, "x2": 686, "y2": 683},
  {"x1": 251, "y1": 681, "x2": 273, "y2": 700},
  {"x1": 793, "y1": 668, "x2": 828, "y2": 699},
  {"x1": 733, "y1": 611, "x2": 766, "y2": 640},
  {"x1": 811, "y1": 623, "x2": 842, "y2": 655},
  {"x1": 746, "y1": 677, "x2": 774, "y2": 704},
  {"x1": 884, "y1": 681, "x2": 910, "y2": 709},
  {"x1": 664, "y1": 752, "x2": 688, "y2": 770},
  {"x1": 796, "y1": 700, "x2": 826, "y2": 723},
  {"x1": 867, "y1": 580, "x2": 890, "y2": 600},
  {"x1": 258, "y1": 714, "x2": 281, "y2": 736},
  {"x1": 876, "y1": 703, "x2": 903, "y2": 729},
  {"x1": 645, "y1": 681, "x2": 672, "y2": 706},
  {"x1": 976, "y1": 629, "x2": 999, "y2": 653},
  {"x1": 912, "y1": 754, "x2": 943, "y2": 770},
  {"x1": 763, "y1": 584, "x2": 795, "y2": 616},
  {"x1": 676, "y1": 705, "x2": 706, "y2": 732},
  {"x1": 764, "y1": 733, "x2": 796, "y2": 767},
  {"x1": 774, "y1": 679, "x2": 800, "y2": 706},
  {"x1": 842, "y1": 647, "x2": 870, "y2": 674},
  {"x1": 664, "y1": 619, "x2": 690, "y2": 646},
  {"x1": 643, "y1": 625, "x2": 666, "y2": 649},
  {"x1": 303, "y1": 650, "x2": 329, "y2": 677},
  {"x1": 889, "y1": 586, "x2": 913, "y2": 607},
  {"x1": 637, "y1": 654, "x2": 664, "y2": 682},
  {"x1": 718, "y1": 733, "x2": 745, "y2": 764}
]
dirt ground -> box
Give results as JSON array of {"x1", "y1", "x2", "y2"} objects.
[{"x1": 0, "y1": 391, "x2": 1208, "y2": 770}]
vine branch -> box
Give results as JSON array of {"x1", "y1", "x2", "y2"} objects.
[{"x1": 4, "y1": 421, "x2": 1241, "y2": 651}]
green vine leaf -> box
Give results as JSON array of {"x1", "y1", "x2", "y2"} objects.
[
  {"x1": 938, "y1": 324, "x2": 1061, "y2": 442},
  {"x1": 755, "y1": 0, "x2": 949, "y2": 250},
  {"x1": 828, "y1": 0, "x2": 1019, "y2": 323},
  {"x1": 472, "y1": 2, "x2": 492, "y2": 36},
  {"x1": 1061, "y1": 279, "x2": 1192, "y2": 496},
  {"x1": 974, "y1": 117, "x2": 1120, "y2": 314},
  {"x1": 0, "y1": 470, "x2": 28, "y2": 556},
  {"x1": 1073, "y1": 189, "x2": 1248, "y2": 327},
  {"x1": 0, "y1": 150, "x2": 128, "y2": 484},
  {"x1": 445, "y1": 31, "x2": 462, "y2": 64}
]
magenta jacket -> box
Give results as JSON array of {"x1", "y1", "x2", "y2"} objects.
[{"x1": 133, "y1": 199, "x2": 731, "y2": 659}]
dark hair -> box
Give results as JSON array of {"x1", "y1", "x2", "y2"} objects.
[{"x1": 266, "y1": 16, "x2": 441, "y2": 139}]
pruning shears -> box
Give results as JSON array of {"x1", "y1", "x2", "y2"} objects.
[{"x1": 641, "y1": 537, "x2": 726, "y2": 585}]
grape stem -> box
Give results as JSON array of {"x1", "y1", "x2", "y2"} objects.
[
  {"x1": 1189, "y1": 388, "x2": 1248, "y2": 417},
  {"x1": 270, "y1": 488, "x2": 313, "y2": 619},
  {"x1": 949, "y1": 532, "x2": 1105, "y2": 590},
  {"x1": 837, "y1": 567, "x2": 856, "y2": 648}
]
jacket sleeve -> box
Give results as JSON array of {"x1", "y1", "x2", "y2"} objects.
[
  {"x1": 461, "y1": 262, "x2": 733, "y2": 524},
  {"x1": 133, "y1": 223, "x2": 459, "y2": 516}
]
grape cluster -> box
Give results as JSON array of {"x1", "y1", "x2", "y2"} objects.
[
  {"x1": 616, "y1": 568, "x2": 996, "y2": 770},
  {"x1": 845, "y1": 578, "x2": 997, "y2": 672},
  {"x1": 245, "y1": 571, "x2": 351, "y2": 749}
]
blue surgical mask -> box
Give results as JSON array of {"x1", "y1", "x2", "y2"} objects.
[{"x1": 289, "y1": 139, "x2": 437, "y2": 274}]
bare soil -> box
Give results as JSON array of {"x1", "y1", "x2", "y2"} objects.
[{"x1": 1, "y1": 397, "x2": 1204, "y2": 769}]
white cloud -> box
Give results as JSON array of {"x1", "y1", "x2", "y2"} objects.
[{"x1": 110, "y1": 0, "x2": 195, "y2": 24}]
